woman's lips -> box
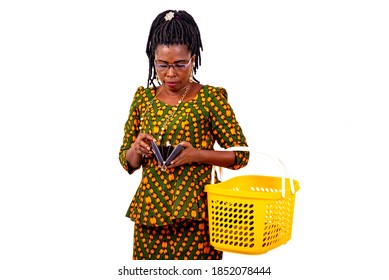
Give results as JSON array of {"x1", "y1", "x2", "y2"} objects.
[{"x1": 166, "y1": 82, "x2": 177, "y2": 87}]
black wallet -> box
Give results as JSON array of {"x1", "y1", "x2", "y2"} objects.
[{"x1": 151, "y1": 141, "x2": 184, "y2": 171}]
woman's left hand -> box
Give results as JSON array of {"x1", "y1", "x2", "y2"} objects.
[
  {"x1": 166, "y1": 141, "x2": 236, "y2": 169},
  {"x1": 167, "y1": 141, "x2": 200, "y2": 168}
]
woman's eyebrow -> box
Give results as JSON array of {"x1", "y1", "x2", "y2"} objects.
[{"x1": 155, "y1": 59, "x2": 189, "y2": 63}]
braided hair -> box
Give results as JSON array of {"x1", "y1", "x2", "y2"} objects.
[{"x1": 146, "y1": 10, "x2": 203, "y2": 88}]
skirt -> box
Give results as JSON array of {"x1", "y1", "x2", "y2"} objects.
[{"x1": 133, "y1": 219, "x2": 223, "y2": 260}]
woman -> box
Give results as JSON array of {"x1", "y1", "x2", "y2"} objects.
[{"x1": 119, "y1": 10, "x2": 249, "y2": 260}]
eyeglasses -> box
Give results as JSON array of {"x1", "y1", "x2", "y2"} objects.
[{"x1": 154, "y1": 58, "x2": 192, "y2": 72}]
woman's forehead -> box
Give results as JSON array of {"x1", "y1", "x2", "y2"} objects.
[{"x1": 154, "y1": 44, "x2": 191, "y2": 58}]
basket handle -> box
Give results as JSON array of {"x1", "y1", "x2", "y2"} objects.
[{"x1": 211, "y1": 147, "x2": 295, "y2": 198}]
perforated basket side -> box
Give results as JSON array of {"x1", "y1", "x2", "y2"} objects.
[
  {"x1": 207, "y1": 194, "x2": 262, "y2": 254},
  {"x1": 260, "y1": 192, "x2": 296, "y2": 252},
  {"x1": 207, "y1": 191, "x2": 297, "y2": 254}
]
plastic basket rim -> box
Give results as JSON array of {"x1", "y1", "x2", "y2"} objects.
[{"x1": 205, "y1": 174, "x2": 300, "y2": 199}]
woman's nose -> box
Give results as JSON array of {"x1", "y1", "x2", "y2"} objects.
[{"x1": 166, "y1": 66, "x2": 176, "y2": 76}]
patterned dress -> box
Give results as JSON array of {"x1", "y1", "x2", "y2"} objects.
[{"x1": 119, "y1": 84, "x2": 249, "y2": 260}]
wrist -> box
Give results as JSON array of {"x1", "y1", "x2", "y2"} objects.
[
  {"x1": 196, "y1": 149, "x2": 206, "y2": 164},
  {"x1": 126, "y1": 146, "x2": 142, "y2": 167}
]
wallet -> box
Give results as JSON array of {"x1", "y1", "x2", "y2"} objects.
[{"x1": 151, "y1": 141, "x2": 184, "y2": 171}]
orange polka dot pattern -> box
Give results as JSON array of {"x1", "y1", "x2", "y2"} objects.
[
  {"x1": 119, "y1": 85, "x2": 249, "y2": 227},
  {"x1": 133, "y1": 220, "x2": 222, "y2": 260}
]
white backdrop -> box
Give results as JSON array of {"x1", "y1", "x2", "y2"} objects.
[{"x1": 1, "y1": 0, "x2": 388, "y2": 279}]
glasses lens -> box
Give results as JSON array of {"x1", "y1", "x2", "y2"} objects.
[
  {"x1": 155, "y1": 64, "x2": 169, "y2": 70},
  {"x1": 155, "y1": 59, "x2": 191, "y2": 71},
  {"x1": 175, "y1": 63, "x2": 188, "y2": 70}
]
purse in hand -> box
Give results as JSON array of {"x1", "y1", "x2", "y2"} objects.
[{"x1": 151, "y1": 141, "x2": 184, "y2": 171}]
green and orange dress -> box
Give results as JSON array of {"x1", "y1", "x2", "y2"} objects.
[{"x1": 119, "y1": 84, "x2": 249, "y2": 260}]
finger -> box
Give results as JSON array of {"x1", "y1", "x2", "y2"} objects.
[
  {"x1": 141, "y1": 147, "x2": 152, "y2": 156},
  {"x1": 168, "y1": 157, "x2": 179, "y2": 167},
  {"x1": 140, "y1": 133, "x2": 155, "y2": 142},
  {"x1": 140, "y1": 142, "x2": 151, "y2": 151},
  {"x1": 137, "y1": 138, "x2": 151, "y2": 150},
  {"x1": 179, "y1": 141, "x2": 192, "y2": 149},
  {"x1": 136, "y1": 144, "x2": 149, "y2": 156},
  {"x1": 179, "y1": 141, "x2": 188, "y2": 147}
]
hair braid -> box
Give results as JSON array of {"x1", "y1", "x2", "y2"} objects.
[{"x1": 146, "y1": 10, "x2": 203, "y2": 88}]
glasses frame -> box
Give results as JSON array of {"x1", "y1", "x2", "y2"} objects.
[{"x1": 154, "y1": 58, "x2": 192, "y2": 72}]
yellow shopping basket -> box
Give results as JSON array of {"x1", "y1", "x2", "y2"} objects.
[{"x1": 204, "y1": 148, "x2": 300, "y2": 254}]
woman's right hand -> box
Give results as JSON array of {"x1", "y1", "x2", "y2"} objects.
[
  {"x1": 126, "y1": 133, "x2": 154, "y2": 170},
  {"x1": 132, "y1": 133, "x2": 154, "y2": 158}
]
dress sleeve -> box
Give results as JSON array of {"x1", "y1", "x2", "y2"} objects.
[
  {"x1": 208, "y1": 87, "x2": 250, "y2": 170},
  {"x1": 118, "y1": 86, "x2": 145, "y2": 174}
]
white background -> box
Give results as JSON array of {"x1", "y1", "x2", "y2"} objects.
[{"x1": 1, "y1": 0, "x2": 388, "y2": 279}]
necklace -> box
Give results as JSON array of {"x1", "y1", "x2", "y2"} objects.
[{"x1": 139, "y1": 83, "x2": 191, "y2": 143}]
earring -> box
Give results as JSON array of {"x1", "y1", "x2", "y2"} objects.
[
  {"x1": 189, "y1": 69, "x2": 194, "y2": 83},
  {"x1": 156, "y1": 75, "x2": 161, "y2": 84}
]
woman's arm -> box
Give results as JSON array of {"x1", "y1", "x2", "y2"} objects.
[
  {"x1": 208, "y1": 87, "x2": 249, "y2": 170},
  {"x1": 125, "y1": 133, "x2": 154, "y2": 170},
  {"x1": 119, "y1": 86, "x2": 151, "y2": 174},
  {"x1": 166, "y1": 141, "x2": 236, "y2": 168}
]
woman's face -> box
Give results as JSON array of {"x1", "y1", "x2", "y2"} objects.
[{"x1": 154, "y1": 44, "x2": 194, "y2": 92}]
